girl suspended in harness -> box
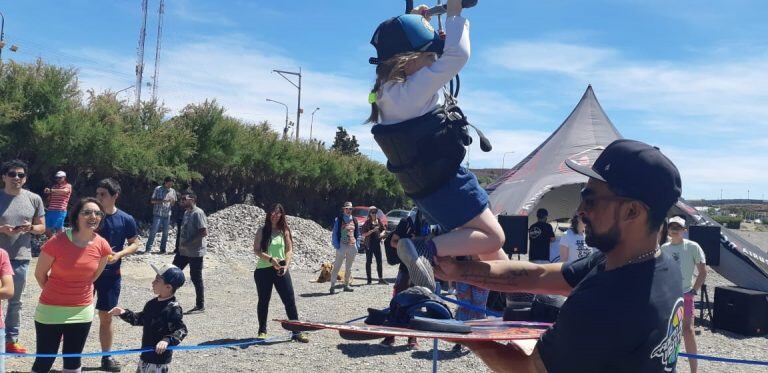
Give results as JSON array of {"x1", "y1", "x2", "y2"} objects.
[{"x1": 366, "y1": 0, "x2": 506, "y2": 292}]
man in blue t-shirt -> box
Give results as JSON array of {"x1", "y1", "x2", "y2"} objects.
[
  {"x1": 435, "y1": 140, "x2": 684, "y2": 372},
  {"x1": 95, "y1": 178, "x2": 140, "y2": 372}
]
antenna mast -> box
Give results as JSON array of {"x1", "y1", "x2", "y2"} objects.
[
  {"x1": 135, "y1": 0, "x2": 149, "y2": 105},
  {"x1": 151, "y1": 0, "x2": 164, "y2": 101}
]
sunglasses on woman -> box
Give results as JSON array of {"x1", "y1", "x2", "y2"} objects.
[{"x1": 79, "y1": 209, "x2": 105, "y2": 218}]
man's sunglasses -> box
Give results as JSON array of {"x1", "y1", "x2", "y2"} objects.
[{"x1": 5, "y1": 171, "x2": 26, "y2": 179}]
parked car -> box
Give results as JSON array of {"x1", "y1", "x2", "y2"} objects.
[
  {"x1": 386, "y1": 209, "x2": 410, "y2": 232},
  {"x1": 351, "y1": 206, "x2": 371, "y2": 227}
]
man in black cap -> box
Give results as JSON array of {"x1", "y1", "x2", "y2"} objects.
[
  {"x1": 435, "y1": 139, "x2": 684, "y2": 372},
  {"x1": 528, "y1": 208, "x2": 555, "y2": 263}
]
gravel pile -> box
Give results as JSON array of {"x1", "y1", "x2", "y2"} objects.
[{"x1": 141, "y1": 204, "x2": 335, "y2": 270}]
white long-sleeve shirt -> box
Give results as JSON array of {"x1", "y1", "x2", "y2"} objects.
[{"x1": 376, "y1": 15, "x2": 470, "y2": 125}]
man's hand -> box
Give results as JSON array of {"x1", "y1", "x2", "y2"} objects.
[
  {"x1": 43, "y1": 187, "x2": 51, "y2": 194},
  {"x1": 155, "y1": 340, "x2": 169, "y2": 354},
  {"x1": 107, "y1": 254, "x2": 120, "y2": 265},
  {"x1": 13, "y1": 221, "x2": 32, "y2": 233},
  {"x1": 0, "y1": 225, "x2": 15, "y2": 235},
  {"x1": 108, "y1": 307, "x2": 125, "y2": 316}
]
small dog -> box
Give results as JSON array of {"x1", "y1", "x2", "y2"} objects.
[{"x1": 316, "y1": 262, "x2": 346, "y2": 283}]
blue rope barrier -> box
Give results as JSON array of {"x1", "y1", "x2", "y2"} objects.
[
  {"x1": 679, "y1": 353, "x2": 768, "y2": 366},
  {"x1": 437, "y1": 293, "x2": 503, "y2": 317},
  {"x1": 0, "y1": 334, "x2": 292, "y2": 359}
]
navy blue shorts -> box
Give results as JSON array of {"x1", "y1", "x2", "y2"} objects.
[
  {"x1": 94, "y1": 274, "x2": 122, "y2": 311},
  {"x1": 413, "y1": 166, "x2": 489, "y2": 232}
]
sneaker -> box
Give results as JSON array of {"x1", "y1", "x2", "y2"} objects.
[
  {"x1": 186, "y1": 306, "x2": 205, "y2": 314},
  {"x1": 256, "y1": 332, "x2": 268, "y2": 341},
  {"x1": 101, "y1": 356, "x2": 122, "y2": 372},
  {"x1": 329, "y1": 286, "x2": 336, "y2": 295},
  {"x1": 292, "y1": 332, "x2": 309, "y2": 343},
  {"x1": 380, "y1": 336, "x2": 395, "y2": 347},
  {"x1": 367, "y1": 279, "x2": 372, "y2": 285},
  {"x1": 5, "y1": 341, "x2": 28, "y2": 354},
  {"x1": 407, "y1": 337, "x2": 419, "y2": 350},
  {"x1": 378, "y1": 279, "x2": 389, "y2": 285},
  {"x1": 343, "y1": 285, "x2": 354, "y2": 292},
  {"x1": 396, "y1": 238, "x2": 436, "y2": 292}
]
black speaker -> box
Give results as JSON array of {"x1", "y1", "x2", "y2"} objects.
[
  {"x1": 498, "y1": 215, "x2": 528, "y2": 255},
  {"x1": 713, "y1": 286, "x2": 768, "y2": 336},
  {"x1": 688, "y1": 225, "x2": 721, "y2": 266}
]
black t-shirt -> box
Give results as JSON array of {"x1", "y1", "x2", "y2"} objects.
[
  {"x1": 528, "y1": 221, "x2": 555, "y2": 261},
  {"x1": 538, "y1": 251, "x2": 684, "y2": 373}
]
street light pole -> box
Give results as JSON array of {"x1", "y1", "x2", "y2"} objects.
[
  {"x1": 310, "y1": 107, "x2": 320, "y2": 140},
  {"x1": 501, "y1": 151, "x2": 516, "y2": 172},
  {"x1": 266, "y1": 98, "x2": 290, "y2": 139},
  {"x1": 272, "y1": 68, "x2": 302, "y2": 140},
  {"x1": 0, "y1": 11, "x2": 6, "y2": 62}
]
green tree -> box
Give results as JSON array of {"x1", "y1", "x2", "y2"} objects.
[{"x1": 331, "y1": 126, "x2": 360, "y2": 156}]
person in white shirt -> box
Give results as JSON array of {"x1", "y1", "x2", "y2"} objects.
[
  {"x1": 559, "y1": 215, "x2": 595, "y2": 263},
  {"x1": 661, "y1": 216, "x2": 707, "y2": 373},
  {"x1": 364, "y1": 0, "x2": 506, "y2": 292}
]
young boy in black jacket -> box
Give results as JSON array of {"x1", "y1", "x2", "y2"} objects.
[{"x1": 109, "y1": 263, "x2": 188, "y2": 372}]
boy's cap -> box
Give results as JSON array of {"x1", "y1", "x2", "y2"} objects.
[
  {"x1": 566, "y1": 139, "x2": 682, "y2": 215},
  {"x1": 370, "y1": 14, "x2": 444, "y2": 63},
  {"x1": 342, "y1": 201, "x2": 353, "y2": 208},
  {"x1": 668, "y1": 216, "x2": 686, "y2": 228},
  {"x1": 55, "y1": 171, "x2": 66, "y2": 178},
  {"x1": 151, "y1": 263, "x2": 185, "y2": 289}
]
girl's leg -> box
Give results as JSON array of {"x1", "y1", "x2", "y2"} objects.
[
  {"x1": 373, "y1": 243, "x2": 384, "y2": 280},
  {"x1": 61, "y1": 322, "x2": 92, "y2": 371},
  {"x1": 432, "y1": 208, "x2": 505, "y2": 259},
  {"x1": 32, "y1": 321, "x2": 64, "y2": 373},
  {"x1": 254, "y1": 268, "x2": 276, "y2": 334},
  {"x1": 365, "y1": 246, "x2": 374, "y2": 283},
  {"x1": 273, "y1": 271, "x2": 299, "y2": 321}
]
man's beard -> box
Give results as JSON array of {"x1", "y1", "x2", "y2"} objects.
[{"x1": 583, "y1": 216, "x2": 621, "y2": 254}]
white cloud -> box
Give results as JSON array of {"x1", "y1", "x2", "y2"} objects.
[{"x1": 488, "y1": 41, "x2": 616, "y2": 75}]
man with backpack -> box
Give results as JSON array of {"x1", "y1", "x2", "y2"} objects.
[{"x1": 330, "y1": 202, "x2": 360, "y2": 294}]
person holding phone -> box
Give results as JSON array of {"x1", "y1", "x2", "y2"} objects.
[
  {"x1": 252, "y1": 203, "x2": 307, "y2": 343},
  {"x1": 0, "y1": 159, "x2": 45, "y2": 354}
]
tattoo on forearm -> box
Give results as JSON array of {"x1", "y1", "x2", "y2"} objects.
[{"x1": 460, "y1": 266, "x2": 529, "y2": 288}]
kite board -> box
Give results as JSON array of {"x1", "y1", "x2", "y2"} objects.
[{"x1": 277, "y1": 318, "x2": 549, "y2": 342}]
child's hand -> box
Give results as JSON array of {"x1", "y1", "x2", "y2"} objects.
[
  {"x1": 411, "y1": 4, "x2": 432, "y2": 21},
  {"x1": 108, "y1": 307, "x2": 125, "y2": 316},
  {"x1": 155, "y1": 340, "x2": 169, "y2": 354},
  {"x1": 447, "y1": 0, "x2": 462, "y2": 17}
]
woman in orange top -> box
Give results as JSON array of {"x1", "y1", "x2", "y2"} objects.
[{"x1": 32, "y1": 197, "x2": 111, "y2": 373}]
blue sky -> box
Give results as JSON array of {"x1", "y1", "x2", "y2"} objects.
[{"x1": 2, "y1": 1, "x2": 767, "y2": 200}]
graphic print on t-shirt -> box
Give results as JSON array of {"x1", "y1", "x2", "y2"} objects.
[
  {"x1": 575, "y1": 238, "x2": 591, "y2": 259},
  {"x1": 650, "y1": 297, "x2": 684, "y2": 371}
]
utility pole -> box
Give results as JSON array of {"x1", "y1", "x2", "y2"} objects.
[
  {"x1": 266, "y1": 98, "x2": 290, "y2": 140},
  {"x1": 272, "y1": 68, "x2": 302, "y2": 140},
  {"x1": 151, "y1": 0, "x2": 165, "y2": 101},
  {"x1": 0, "y1": 11, "x2": 5, "y2": 62},
  {"x1": 310, "y1": 107, "x2": 319, "y2": 140},
  {"x1": 135, "y1": 0, "x2": 149, "y2": 105}
]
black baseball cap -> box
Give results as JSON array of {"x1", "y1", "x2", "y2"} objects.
[
  {"x1": 370, "y1": 14, "x2": 444, "y2": 64},
  {"x1": 151, "y1": 263, "x2": 186, "y2": 290},
  {"x1": 566, "y1": 139, "x2": 682, "y2": 214}
]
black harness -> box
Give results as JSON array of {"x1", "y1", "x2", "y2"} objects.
[{"x1": 371, "y1": 94, "x2": 491, "y2": 198}]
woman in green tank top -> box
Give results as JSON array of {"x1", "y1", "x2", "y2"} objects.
[{"x1": 252, "y1": 203, "x2": 308, "y2": 342}]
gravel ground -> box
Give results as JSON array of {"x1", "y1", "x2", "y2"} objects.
[{"x1": 4, "y1": 217, "x2": 767, "y2": 372}]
